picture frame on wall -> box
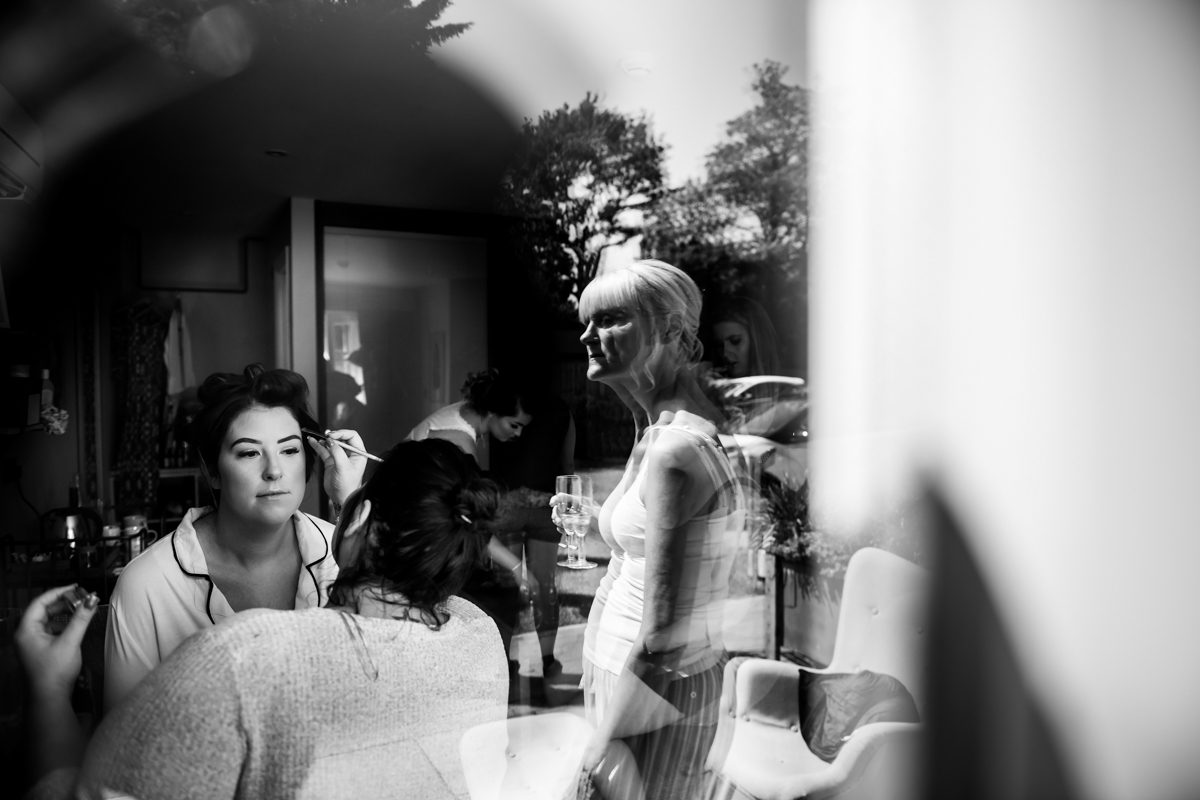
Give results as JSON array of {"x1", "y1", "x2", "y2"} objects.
[{"x1": 138, "y1": 232, "x2": 256, "y2": 293}]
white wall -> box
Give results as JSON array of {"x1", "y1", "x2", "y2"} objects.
[{"x1": 810, "y1": 2, "x2": 1200, "y2": 798}]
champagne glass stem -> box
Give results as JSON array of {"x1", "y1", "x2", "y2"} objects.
[{"x1": 566, "y1": 531, "x2": 579, "y2": 567}]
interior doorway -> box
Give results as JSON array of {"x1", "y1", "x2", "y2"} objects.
[{"x1": 320, "y1": 226, "x2": 488, "y2": 455}]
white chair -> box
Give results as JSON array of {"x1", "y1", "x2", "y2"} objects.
[
  {"x1": 459, "y1": 711, "x2": 593, "y2": 800},
  {"x1": 459, "y1": 710, "x2": 647, "y2": 800},
  {"x1": 703, "y1": 547, "x2": 929, "y2": 800}
]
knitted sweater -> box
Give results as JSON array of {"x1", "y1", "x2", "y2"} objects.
[{"x1": 75, "y1": 598, "x2": 507, "y2": 800}]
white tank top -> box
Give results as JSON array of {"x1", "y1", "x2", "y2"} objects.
[
  {"x1": 583, "y1": 419, "x2": 746, "y2": 676},
  {"x1": 405, "y1": 401, "x2": 478, "y2": 443}
]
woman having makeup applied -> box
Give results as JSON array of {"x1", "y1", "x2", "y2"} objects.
[
  {"x1": 104, "y1": 364, "x2": 368, "y2": 710},
  {"x1": 16, "y1": 439, "x2": 507, "y2": 800}
]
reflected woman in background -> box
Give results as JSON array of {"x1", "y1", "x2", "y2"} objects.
[
  {"x1": 326, "y1": 367, "x2": 367, "y2": 430},
  {"x1": 405, "y1": 368, "x2": 532, "y2": 470},
  {"x1": 17, "y1": 439, "x2": 508, "y2": 800},
  {"x1": 564, "y1": 260, "x2": 746, "y2": 799},
  {"x1": 490, "y1": 376, "x2": 578, "y2": 682},
  {"x1": 706, "y1": 295, "x2": 780, "y2": 379},
  {"x1": 406, "y1": 368, "x2": 536, "y2": 677},
  {"x1": 104, "y1": 364, "x2": 367, "y2": 710}
]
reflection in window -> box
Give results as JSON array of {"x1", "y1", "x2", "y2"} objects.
[
  {"x1": 324, "y1": 311, "x2": 367, "y2": 430},
  {"x1": 321, "y1": 228, "x2": 487, "y2": 452}
]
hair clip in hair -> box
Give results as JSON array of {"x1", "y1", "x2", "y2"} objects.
[{"x1": 459, "y1": 514, "x2": 472, "y2": 525}]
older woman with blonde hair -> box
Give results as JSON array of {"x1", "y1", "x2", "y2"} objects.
[{"x1": 557, "y1": 259, "x2": 746, "y2": 799}]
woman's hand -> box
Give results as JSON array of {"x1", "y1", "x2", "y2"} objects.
[
  {"x1": 16, "y1": 585, "x2": 98, "y2": 784},
  {"x1": 577, "y1": 732, "x2": 610, "y2": 786},
  {"x1": 548, "y1": 493, "x2": 600, "y2": 529},
  {"x1": 308, "y1": 428, "x2": 369, "y2": 508},
  {"x1": 15, "y1": 585, "x2": 99, "y2": 702},
  {"x1": 561, "y1": 734, "x2": 608, "y2": 799}
]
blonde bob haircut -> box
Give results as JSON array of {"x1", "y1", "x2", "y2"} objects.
[{"x1": 578, "y1": 259, "x2": 704, "y2": 365}]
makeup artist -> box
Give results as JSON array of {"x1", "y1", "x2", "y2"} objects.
[{"x1": 104, "y1": 364, "x2": 368, "y2": 710}]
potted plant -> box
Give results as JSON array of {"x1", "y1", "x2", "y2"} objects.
[
  {"x1": 756, "y1": 479, "x2": 849, "y2": 665},
  {"x1": 758, "y1": 477, "x2": 927, "y2": 665},
  {"x1": 760, "y1": 479, "x2": 856, "y2": 595}
]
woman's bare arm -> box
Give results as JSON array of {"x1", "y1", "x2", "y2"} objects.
[{"x1": 584, "y1": 431, "x2": 716, "y2": 752}]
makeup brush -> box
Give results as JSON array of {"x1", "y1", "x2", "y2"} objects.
[{"x1": 302, "y1": 429, "x2": 384, "y2": 463}]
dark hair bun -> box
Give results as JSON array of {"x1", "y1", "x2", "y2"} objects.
[
  {"x1": 460, "y1": 368, "x2": 498, "y2": 406},
  {"x1": 452, "y1": 475, "x2": 500, "y2": 534},
  {"x1": 460, "y1": 368, "x2": 525, "y2": 417},
  {"x1": 328, "y1": 439, "x2": 504, "y2": 618},
  {"x1": 197, "y1": 364, "x2": 311, "y2": 410}
]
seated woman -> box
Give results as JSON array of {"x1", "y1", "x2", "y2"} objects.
[
  {"x1": 705, "y1": 296, "x2": 798, "y2": 440},
  {"x1": 705, "y1": 295, "x2": 781, "y2": 379},
  {"x1": 104, "y1": 364, "x2": 368, "y2": 710},
  {"x1": 17, "y1": 439, "x2": 509, "y2": 800}
]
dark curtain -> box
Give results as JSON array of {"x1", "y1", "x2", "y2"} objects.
[{"x1": 111, "y1": 299, "x2": 171, "y2": 518}]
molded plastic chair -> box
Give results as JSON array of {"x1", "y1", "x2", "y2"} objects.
[
  {"x1": 703, "y1": 547, "x2": 929, "y2": 800},
  {"x1": 460, "y1": 711, "x2": 592, "y2": 800},
  {"x1": 459, "y1": 711, "x2": 645, "y2": 800}
]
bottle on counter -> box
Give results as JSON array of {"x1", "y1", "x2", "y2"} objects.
[
  {"x1": 64, "y1": 514, "x2": 78, "y2": 552},
  {"x1": 40, "y1": 369, "x2": 53, "y2": 409}
]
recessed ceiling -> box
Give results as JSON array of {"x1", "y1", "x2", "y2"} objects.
[{"x1": 5, "y1": 4, "x2": 521, "y2": 234}]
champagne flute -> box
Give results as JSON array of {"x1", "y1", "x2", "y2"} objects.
[{"x1": 555, "y1": 474, "x2": 597, "y2": 570}]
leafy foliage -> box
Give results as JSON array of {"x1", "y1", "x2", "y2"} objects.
[
  {"x1": 107, "y1": 0, "x2": 469, "y2": 67},
  {"x1": 498, "y1": 92, "x2": 666, "y2": 318},
  {"x1": 642, "y1": 179, "x2": 761, "y2": 299},
  {"x1": 706, "y1": 60, "x2": 809, "y2": 259},
  {"x1": 643, "y1": 60, "x2": 810, "y2": 370},
  {"x1": 761, "y1": 477, "x2": 928, "y2": 597},
  {"x1": 761, "y1": 479, "x2": 851, "y2": 597}
]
